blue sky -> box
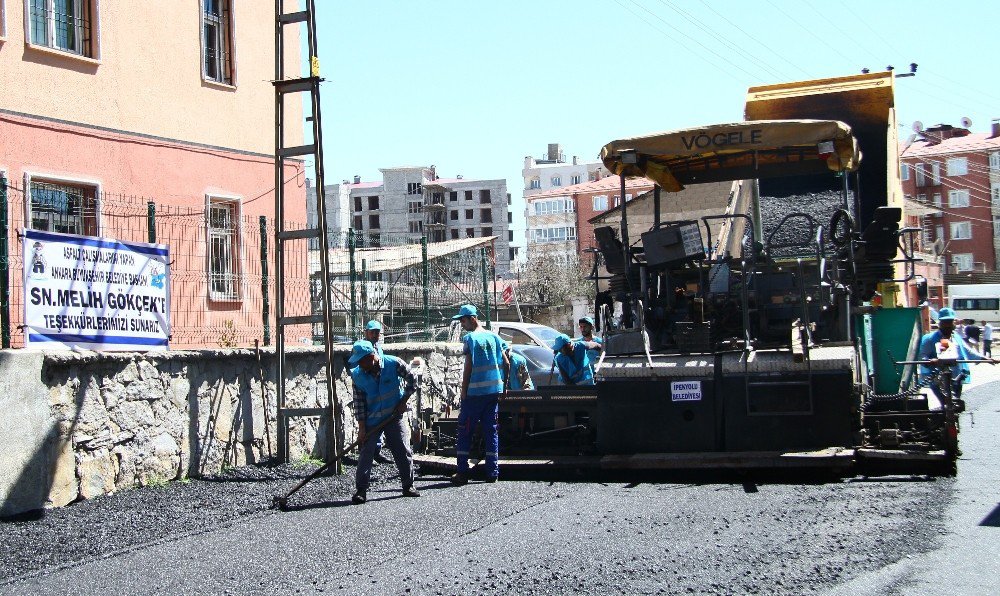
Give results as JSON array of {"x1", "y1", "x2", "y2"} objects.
[{"x1": 311, "y1": 0, "x2": 1000, "y2": 249}]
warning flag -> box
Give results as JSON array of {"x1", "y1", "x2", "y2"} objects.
[{"x1": 501, "y1": 284, "x2": 513, "y2": 305}]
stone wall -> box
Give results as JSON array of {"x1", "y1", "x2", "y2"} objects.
[{"x1": 0, "y1": 343, "x2": 464, "y2": 517}]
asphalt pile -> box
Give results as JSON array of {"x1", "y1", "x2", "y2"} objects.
[{"x1": 758, "y1": 190, "x2": 849, "y2": 258}]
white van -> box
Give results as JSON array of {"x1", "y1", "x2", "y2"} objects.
[{"x1": 948, "y1": 283, "x2": 1000, "y2": 324}]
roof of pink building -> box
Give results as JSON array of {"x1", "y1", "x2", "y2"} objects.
[
  {"x1": 902, "y1": 132, "x2": 1000, "y2": 157},
  {"x1": 528, "y1": 175, "x2": 654, "y2": 200}
]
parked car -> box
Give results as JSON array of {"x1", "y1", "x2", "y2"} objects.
[
  {"x1": 510, "y1": 344, "x2": 564, "y2": 387},
  {"x1": 492, "y1": 321, "x2": 563, "y2": 349}
]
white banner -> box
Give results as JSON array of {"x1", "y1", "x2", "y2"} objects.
[
  {"x1": 670, "y1": 380, "x2": 702, "y2": 402},
  {"x1": 23, "y1": 229, "x2": 170, "y2": 351}
]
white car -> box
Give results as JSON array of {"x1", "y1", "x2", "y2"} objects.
[{"x1": 490, "y1": 321, "x2": 563, "y2": 349}]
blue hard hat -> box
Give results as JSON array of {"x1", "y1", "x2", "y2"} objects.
[
  {"x1": 579, "y1": 316, "x2": 595, "y2": 327},
  {"x1": 365, "y1": 320, "x2": 382, "y2": 331},
  {"x1": 937, "y1": 307, "x2": 957, "y2": 321},
  {"x1": 552, "y1": 333, "x2": 572, "y2": 352},
  {"x1": 348, "y1": 340, "x2": 376, "y2": 366},
  {"x1": 451, "y1": 304, "x2": 479, "y2": 320}
]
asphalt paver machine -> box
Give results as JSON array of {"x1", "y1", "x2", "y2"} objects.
[{"x1": 418, "y1": 72, "x2": 960, "y2": 477}]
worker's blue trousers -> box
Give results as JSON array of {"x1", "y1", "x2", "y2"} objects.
[{"x1": 455, "y1": 393, "x2": 500, "y2": 478}]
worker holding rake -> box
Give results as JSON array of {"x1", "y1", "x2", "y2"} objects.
[{"x1": 349, "y1": 340, "x2": 421, "y2": 504}]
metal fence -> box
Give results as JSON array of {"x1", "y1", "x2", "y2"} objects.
[{"x1": 0, "y1": 175, "x2": 493, "y2": 349}]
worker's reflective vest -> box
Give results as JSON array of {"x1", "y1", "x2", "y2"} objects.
[
  {"x1": 464, "y1": 330, "x2": 505, "y2": 395},
  {"x1": 351, "y1": 355, "x2": 403, "y2": 427},
  {"x1": 573, "y1": 335, "x2": 603, "y2": 365},
  {"x1": 556, "y1": 342, "x2": 595, "y2": 386}
]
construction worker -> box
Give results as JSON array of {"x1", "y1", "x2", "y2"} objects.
[
  {"x1": 363, "y1": 320, "x2": 385, "y2": 358},
  {"x1": 918, "y1": 307, "x2": 996, "y2": 413},
  {"x1": 452, "y1": 304, "x2": 508, "y2": 485},
  {"x1": 504, "y1": 344, "x2": 534, "y2": 391},
  {"x1": 552, "y1": 333, "x2": 595, "y2": 386},
  {"x1": 348, "y1": 340, "x2": 421, "y2": 504},
  {"x1": 574, "y1": 316, "x2": 604, "y2": 368}
]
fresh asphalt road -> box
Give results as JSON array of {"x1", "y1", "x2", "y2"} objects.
[{"x1": 3, "y1": 374, "x2": 1000, "y2": 595}]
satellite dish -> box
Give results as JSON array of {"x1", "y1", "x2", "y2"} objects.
[
  {"x1": 912, "y1": 121, "x2": 924, "y2": 133},
  {"x1": 960, "y1": 116, "x2": 973, "y2": 129},
  {"x1": 931, "y1": 238, "x2": 945, "y2": 256}
]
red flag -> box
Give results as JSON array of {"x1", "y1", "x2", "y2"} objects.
[{"x1": 501, "y1": 284, "x2": 513, "y2": 305}]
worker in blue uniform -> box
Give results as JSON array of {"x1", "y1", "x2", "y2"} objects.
[
  {"x1": 552, "y1": 333, "x2": 595, "y2": 386},
  {"x1": 363, "y1": 320, "x2": 385, "y2": 358},
  {"x1": 504, "y1": 344, "x2": 534, "y2": 391},
  {"x1": 918, "y1": 307, "x2": 996, "y2": 412},
  {"x1": 573, "y1": 316, "x2": 604, "y2": 370},
  {"x1": 348, "y1": 340, "x2": 421, "y2": 504},
  {"x1": 451, "y1": 304, "x2": 509, "y2": 485}
]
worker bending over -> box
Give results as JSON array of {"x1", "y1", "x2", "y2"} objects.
[
  {"x1": 552, "y1": 334, "x2": 595, "y2": 386},
  {"x1": 504, "y1": 344, "x2": 534, "y2": 391},
  {"x1": 349, "y1": 340, "x2": 421, "y2": 504},
  {"x1": 452, "y1": 304, "x2": 508, "y2": 485}
]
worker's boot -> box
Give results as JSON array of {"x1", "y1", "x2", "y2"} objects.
[
  {"x1": 352, "y1": 491, "x2": 367, "y2": 505},
  {"x1": 402, "y1": 485, "x2": 421, "y2": 497},
  {"x1": 450, "y1": 472, "x2": 468, "y2": 486}
]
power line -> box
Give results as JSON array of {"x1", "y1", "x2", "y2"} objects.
[
  {"x1": 762, "y1": 0, "x2": 860, "y2": 66},
  {"x1": 696, "y1": 0, "x2": 811, "y2": 79}
]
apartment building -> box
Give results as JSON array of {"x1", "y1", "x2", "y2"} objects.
[
  {"x1": 331, "y1": 166, "x2": 512, "y2": 274},
  {"x1": 525, "y1": 175, "x2": 653, "y2": 266},
  {"x1": 901, "y1": 121, "x2": 1000, "y2": 273},
  {"x1": 0, "y1": 1, "x2": 306, "y2": 347}
]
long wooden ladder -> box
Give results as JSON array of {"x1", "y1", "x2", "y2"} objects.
[{"x1": 273, "y1": 0, "x2": 341, "y2": 468}]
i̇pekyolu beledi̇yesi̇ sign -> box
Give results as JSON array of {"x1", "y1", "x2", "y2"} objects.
[{"x1": 23, "y1": 229, "x2": 170, "y2": 351}]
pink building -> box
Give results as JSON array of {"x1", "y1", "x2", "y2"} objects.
[{"x1": 0, "y1": 2, "x2": 307, "y2": 348}]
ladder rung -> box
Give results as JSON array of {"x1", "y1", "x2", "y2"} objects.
[
  {"x1": 273, "y1": 77, "x2": 317, "y2": 94},
  {"x1": 280, "y1": 407, "x2": 329, "y2": 418},
  {"x1": 280, "y1": 314, "x2": 323, "y2": 326},
  {"x1": 278, "y1": 228, "x2": 321, "y2": 241},
  {"x1": 278, "y1": 144, "x2": 316, "y2": 158},
  {"x1": 277, "y1": 11, "x2": 309, "y2": 24}
]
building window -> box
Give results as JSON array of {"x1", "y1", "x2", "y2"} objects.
[
  {"x1": 990, "y1": 152, "x2": 1000, "y2": 171},
  {"x1": 929, "y1": 162, "x2": 941, "y2": 185},
  {"x1": 571, "y1": 174, "x2": 582, "y2": 185},
  {"x1": 533, "y1": 198, "x2": 574, "y2": 215},
  {"x1": 408, "y1": 221, "x2": 422, "y2": 233},
  {"x1": 464, "y1": 190, "x2": 473, "y2": 201},
  {"x1": 588, "y1": 171, "x2": 598, "y2": 182},
  {"x1": 992, "y1": 184, "x2": 1000, "y2": 207},
  {"x1": 28, "y1": 0, "x2": 97, "y2": 58},
  {"x1": 465, "y1": 209, "x2": 473, "y2": 220},
  {"x1": 466, "y1": 228, "x2": 474, "y2": 238},
  {"x1": 450, "y1": 210, "x2": 458, "y2": 221},
  {"x1": 29, "y1": 178, "x2": 98, "y2": 235},
  {"x1": 946, "y1": 158, "x2": 968, "y2": 176},
  {"x1": 948, "y1": 189, "x2": 970, "y2": 208},
  {"x1": 208, "y1": 197, "x2": 240, "y2": 300},
  {"x1": 900, "y1": 163, "x2": 910, "y2": 181},
  {"x1": 593, "y1": 195, "x2": 608, "y2": 211},
  {"x1": 353, "y1": 196, "x2": 363, "y2": 212},
  {"x1": 480, "y1": 190, "x2": 491, "y2": 204},
  {"x1": 450, "y1": 229, "x2": 458, "y2": 239},
  {"x1": 407, "y1": 182, "x2": 422, "y2": 195},
  {"x1": 952, "y1": 253, "x2": 974, "y2": 272},
  {"x1": 367, "y1": 196, "x2": 379, "y2": 210},
  {"x1": 532, "y1": 227, "x2": 577, "y2": 243},
  {"x1": 936, "y1": 225, "x2": 944, "y2": 241},
  {"x1": 368, "y1": 214, "x2": 380, "y2": 229},
  {"x1": 551, "y1": 176, "x2": 562, "y2": 187},
  {"x1": 432, "y1": 192, "x2": 443, "y2": 204},
  {"x1": 994, "y1": 217, "x2": 1000, "y2": 237},
  {"x1": 202, "y1": 0, "x2": 234, "y2": 85},
  {"x1": 917, "y1": 193, "x2": 926, "y2": 205},
  {"x1": 482, "y1": 227, "x2": 493, "y2": 237},
  {"x1": 508, "y1": 230, "x2": 514, "y2": 242},
  {"x1": 353, "y1": 215, "x2": 363, "y2": 229},
  {"x1": 950, "y1": 221, "x2": 972, "y2": 240},
  {"x1": 449, "y1": 191, "x2": 458, "y2": 201},
  {"x1": 481, "y1": 209, "x2": 492, "y2": 223},
  {"x1": 507, "y1": 211, "x2": 513, "y2": 224},
  {"x1": 915, "y1": 163, "x2": 925, "y2": 187},
  {"x1": 408, "y1": 201, "x2": 422, "y2": 214},
  {"x1": 529, "y1": 179, "x2": 541, "y2": 190},
  {"x1": 932, "y1": 193, "x2": 942, "y2": 208}
]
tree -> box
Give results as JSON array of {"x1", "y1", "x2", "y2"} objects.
[{"x1": 518, "y1": 249, "x2": 592, "y2": 306}]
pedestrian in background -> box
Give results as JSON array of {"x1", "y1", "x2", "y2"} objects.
[
  {"x1": 552, "y1": 333, "x2": 595, "y2": 386},
  {"x1": 982, "y1": 320, "x2": 993, "y2": 357},
  {"x1": 451, "y1": 304, "x2": 508, "y2": 485},
  {"x1": 348, "y1": 340, "x2": 421, "y2": 504},
  {"x1": 964, "y1": 320, "x2": 981, "y2": 350}
]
